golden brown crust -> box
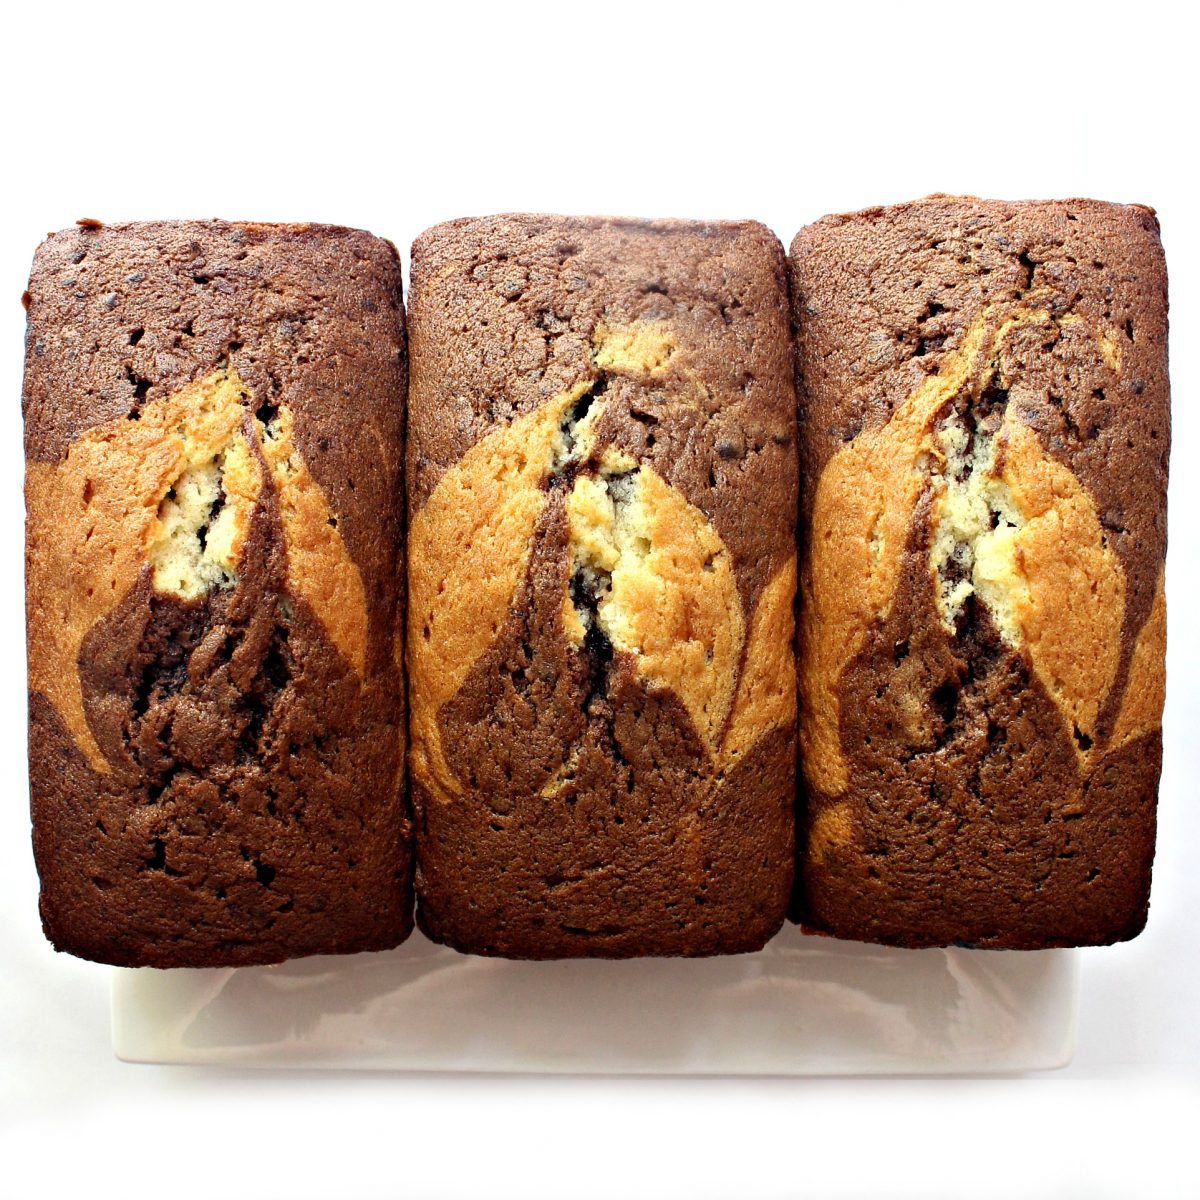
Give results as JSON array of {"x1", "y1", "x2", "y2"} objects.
[
  {"x1": 986, "y1": 409, "x2": 1125, "y2": 753},
  {"x1": 25, "y1": 368, "x2": 369, "y2": 773},
  {"x1": 562, "y1": 458, "x2": 746, "y2": 758},
  {"x1": 258, "y1": 404, "x2": 368, "y2": 679},
  {"x1": 800, "y1": 308, "x2": 1005, "y2": 794},
  {"x1": 26, "y1": 369, "x2": 256, "y2": 771},
  {"x1": 723, "y1": 556, "x2": 798, "y2": 765},
  {"x1": 792, "y1": 196, "x2": 1168, "y2": 948},
  {"x1": 408, "y1": 214, "x2": 798, "y2": 958},
  {"x1": 800, "y1": 303, "x2": 1132, "y2": 794},
  {"x1": 1111, "y1": 568, "x2": 1167, "y2": 749},
  {"x1": 408, "y1": 386, "x2": 583, "y2": 799}
]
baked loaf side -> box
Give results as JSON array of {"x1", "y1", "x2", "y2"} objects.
[
  {"x1": 24, "y1": 221, "x2": 411, "y2": 966},
  {"x1": 408, "y1": 215, "x2": 798, "y2": 958},
  {"x1": 792, "y1": 196, "x2": 1168, "y2": 948}
]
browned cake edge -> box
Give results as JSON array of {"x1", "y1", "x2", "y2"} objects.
[
  {"x1": 407, "y1": 213, "x2": 798, "y2": 958},
  {"x1": 24, "y1": 219, "x2": 412, "y2": 966},
  {"x1": 789, "y1": 195, "x2": 1168, "y2": 949}
]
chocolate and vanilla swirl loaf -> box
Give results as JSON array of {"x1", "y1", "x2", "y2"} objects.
[
  {"x1": 24, "y1": 221, "x2": 411, "y2": 965},
  {"x1": 791, "y1": 196, "x2": 1168, "y2": 947},
  {"x1": 407, "y1": 215, "x2": 798, "y2": 957}
]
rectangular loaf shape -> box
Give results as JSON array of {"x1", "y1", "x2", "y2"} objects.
[
  {"x1": 24, "y1": 220, "x2": 411, "y2": 966},
  {"x1": 791, "y1": 196, "x2": 1169, "y2": 948},
  {"x1": 408, "y1": 215, "x2": 799, "y2": 957}
]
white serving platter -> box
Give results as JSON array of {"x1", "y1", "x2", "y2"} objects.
[{"x1": 111, "y1": 924, "x2": 1077, "y2": 1074}]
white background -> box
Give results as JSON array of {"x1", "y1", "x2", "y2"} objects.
[{"x1": 1, "y1": 1, "x2": 1197, "y2": 1196}]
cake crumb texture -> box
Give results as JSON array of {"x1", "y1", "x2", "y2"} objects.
[
  {"x1": 23, "y1": 220, "x2": 411, "y2": 966},
  {"x1": 408, "y1": 215, "x2": 798, "y2": 958},
  {"x1": 792, "y1": 196, "x2": 1168, "y2": 948}
]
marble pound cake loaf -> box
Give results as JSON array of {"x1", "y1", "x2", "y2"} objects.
[
  {"x1": 408, "y1": 215, "x2": 798, "y2": 957},
  {"x1": 24, "y1": 221, "x2": 411, "y2": 966},
  {"x1": 792, "y1": 196, "x2": 1169, "y2": 948}
]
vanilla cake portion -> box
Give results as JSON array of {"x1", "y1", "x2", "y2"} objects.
[
  {"x1": 23, "y1": 221, "x2": 411, "y2": 966},
  {"x1": 408, "y1": 215, "x2": 798, "y2": 958},
  {"x1": 791, "y1": 196, "x2": 1169, "y2": 948}
]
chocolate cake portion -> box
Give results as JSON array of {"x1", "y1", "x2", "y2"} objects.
[
  {"x1": 791, "y1": 196, "x2": 1169, "y2": 947},
  {"x1": 408, "y1": 215, "x2": 798, "y2": 958},
  {"x1": 24, "y1": 220, "x2": 411, "y2": 966}
]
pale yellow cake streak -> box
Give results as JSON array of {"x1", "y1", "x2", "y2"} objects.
[
  {"x1": 721, "y1": 555, "x2": 797, "y2": 769},
  {"x1": 1110, "y1": 569, "x2": 1167, "y2": 750},
  {"x1": 26, "y1": 367, "x2": 366, "y2": 773},
  {"x1": 564, "y1": 464, "x2": 745, "y2": 756},
  {"x1": 807, "y1": 802, "x2": 853, "y2": 865},
  {"x1": 800, "y1": 308, "x2": 1016, "y2": 796},
  {"x1": 260, "y1": 405, "x2": 368, "y2": 680},
  {"x1": 410, "y1": 319, "x2": 798, "y2": 802},
  {"x1": 800, "y1": 304, "x2": 1130, "y2": 797},
  {"x1": 407, "y1": 385, "x2": 586, "y2": 800},
  {"x1": 975, "y1": 412, "x2": 1125, "y2": 752},
  {"x1": 592, "y1": 321, "x2": 676, "y2": 376}
]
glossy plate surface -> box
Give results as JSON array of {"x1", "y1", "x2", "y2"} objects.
[{"x1": 111, "y1": 926, "x2": 1077, "y2": 1074}]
